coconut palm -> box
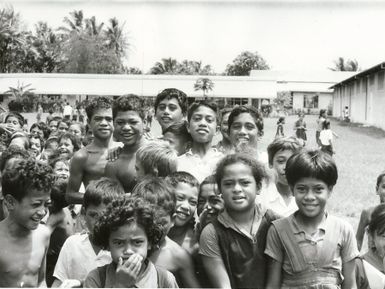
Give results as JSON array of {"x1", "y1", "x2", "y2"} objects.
[
  {"x1": 58, "y1": 10, "x2": 85, "y2": 35},
  {"x1": 105, "y1": 17, "x2": 128, "y2": 58},
  {"x1": 329, "y1": 57, "x2": 360, "y2": 71},
  {"x1": 85, "y1": 16, "x2": 104, "y2": 36},
  {"x1": 150, "y1": 57, "x2": 179, "y2": 74},
  {"x1": 194, "y1": 77, "x2": 214, "y2": 99}
]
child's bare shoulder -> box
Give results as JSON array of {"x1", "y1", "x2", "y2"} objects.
[
  {"x1": 34, "y1": 224, "x2": 51, "y2": 244},
  {"x1": 164, "y1": 237, "x2": 192, "y2": 264}
]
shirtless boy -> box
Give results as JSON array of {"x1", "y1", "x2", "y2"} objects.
[
  {"x1": 105, "y1": 95, "x2": 146, "y2": 192},
  {"x1": 66, "y1": 96, "x2": 115, "y2": 204},
  {"x1": 0, "y1": 158, "x2": 54, "y2": 287}
]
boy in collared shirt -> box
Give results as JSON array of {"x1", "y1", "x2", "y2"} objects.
[{"x1": 177, "y1": 100, "x2": 223, "y2": 183}]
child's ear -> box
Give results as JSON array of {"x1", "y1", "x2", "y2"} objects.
[{"x1": 4, "y1": 194, "x2": 17, "y2": 210}]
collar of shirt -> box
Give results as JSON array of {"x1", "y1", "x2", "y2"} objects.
[
  {"x1": 217, "y1": 203, "x2": 267, "y2": 240},
  {"x1": 184, "y1": 147, "x2": 222, "y2": 158},
  {"x1": 290, "y1": 211, "x2": 329, "y2": 235},
  {"x1": 135, "y1": 260, "x2": 158, "y2": 288}
]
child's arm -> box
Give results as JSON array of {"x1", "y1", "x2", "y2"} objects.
[
  {"x1": 333, "y1": 131, "x2": 339, "y2": 138},
  {"x1": 265, "y1": 257, "x2": 283, "y2": 289},
  {"x1": 356, "y1": 209, "x2": 370, "y2": 251},
  {"x1": 201, "y1": 255, "x2": 231, "y2": 288},
  {"x1": 177, "y1": 250, "x2": 201, "y2": 288},
  {"x1": 342, "y1": 259, "x2": 357, "y2": 289},
  {"x1": 66, "y1": 150, "x2": 87, "y2": 204}
]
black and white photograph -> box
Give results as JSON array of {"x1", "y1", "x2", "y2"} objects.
[{"x1": 1, "y1": 0, "x2": 385, "y2": 288}]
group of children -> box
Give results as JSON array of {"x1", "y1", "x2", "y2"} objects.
[{"x1": 0, "y1": 89, "x2": 383, "y2": 288}]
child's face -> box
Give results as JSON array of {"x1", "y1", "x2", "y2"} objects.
[
  {"x1": 8, "y1": 189, "x2": 51, "y2": 230},
  {"x1": 53, "y1": 161, "x2": 69, "y2": 180},
  {"x1": 372, "y1": 230, "x2": 385, "y2": 259},
  {"x1": 220, "y1": 112, "x2": 231, "y2": 141},
  {"x1": 69, "y1": 124, "x2": 82, "y2": 138},
  {"x1": 271, "y1": 149, "x2": 295, "y2": 186},
  {"x1": 174, "y1": 182, "x2": 198, "y2": 227},
  {"x1": 49, "y1": 120, "x2": 58, "y2": 132},
  {"x1": 6, "y1": 116, "x2": 22, "y2": 132},
  {"x1": 84, "y1": 203, "x2": 107, "y2": 235},
  {"x1": 31, "y1": 127, "x2": 44, "y2": 139},
  {"x1": 293, "y1": 177, "x2": 331, "y2": 219},
  {"x1": 198, "y1": 183, "x2": 223, "y2": 216},
  {"x1": 229, "y1": 113, "x2": 259, "y2": 148},
  {"x1": 109, "y1": 223, "x2": 149, "y2": 267},
  {"x1": 220, "y1": 162, "x2": 259, "y2": 212},
  {"x1": 58, "y1": 137, "x2": 74, "y2": 158},
  {"x1": 114, "y1": 111, "x2": 144, "y2": 146},
  {"x1": 58, "y1": 122, "x2": 69, "y2": 133},
  {"x1": 156, "y1": 98, "x2": 184, "y2": 130},
  {"x1": 89, "y1": 108, "x2": 114, "y2": 140},
  {"x1": 187, "y1": 106, "x2": 217, "y2": 144},
  {"x1": 377, "y1": 176, "x2": 385, "y2": 203},
  {"x1": 29, "y1": 137, "x2": 42, "y2": 157},
  {"x1": 46, "y1": 140, "x2": 59, "y2": 153},
  {"x1": 84, "y1": 130, "x2": 94, "y2": 145},
  {"x1": 163, "y1": 132, "x2": 186, "y2": 156}
]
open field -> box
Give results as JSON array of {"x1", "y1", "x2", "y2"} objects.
[{"x1": 23, "y1": 112, "x2": 385, "y2": 231}]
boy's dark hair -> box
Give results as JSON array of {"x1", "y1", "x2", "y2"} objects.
[
  {"x1": 199, "y1": 175, "x2": 219, "y2": 196},
  {"x1": 9, "y1": 131, "x2": 30, "y2": 150},
  {"x1": 368, "y1": 204, "x2": 385, "y2": 236},
  {"x1": 165, "y1": 171, "x2": 200, "y2": 190},
  {"x1": 136, "y1": 140, "x2": 178, "y2": 177},
  {"x1": 228, "y1": 105, "x2": 263, "y2": 136},
  {"x1": 131, "y1": 176, "x2": 176, "y2": 216},
  {"x1": 285, "y1": 149, "x2": 338, "y2": 188},
  {"x1": 154, "y1": 88, "x2": 188, "y2": 115},
  {"x1": 215, "y1": 153, "x2": 267, "y2": 191},
  {"x1": 5, "y1": 112, "x2": 24, "y2": 127},
  {"x1": 2, "y1": 158, "x2": 54, "y2": 201},
  {"x1": 83, "y1": 177, "x2": 125, "y2": 210},
  {"x1": 50, "y1": 179, "x2": 68, "y2": 213},
  {"x1": 377, "y1": 171, "x2": 385, "y2": 190},
  {"x1": 30, "y1": 122, "x2": 50, "y2": 139},
  {"x1": 322, "y1": 120, "x2": 331, "y2": 130},
  {"x1": 187, "y1": 100, "x2": 218, "y2": 122},
  {"x1": 319, "y1": 109, "x2": 327, "y2": 117},
  {"x1": 267, "y1": 136, "x2": 303, "y2": 166},
  {"x1": 162, "y1": 121, "x2": 192, "y2": 143},
  {"x1": 277, "y1": 117, "x2": 285, "y2": 125},
  {"x1": 112, "y1": 94, "x2": 145, "y2": 120},
  {"x1": 93, "y1": 196, "x2": 165, "y2": 254},
  {"x1": 58, "y1": 132, "x2": 82, "y2": 152},
  {"x1": 0, "y1": 145, "x2": 30, "y2": 172},
  {"x1": 85, "y1": 96, "x2": 112, "y2": 120}
]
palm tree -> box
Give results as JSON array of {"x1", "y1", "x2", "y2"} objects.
[
  {"x1": 58, "y1": 10, "x2": 85, "y2": 35},
  {"x1": 105, "y1": 17, "x2": 128, "y2": 58},
  {"x1": 194, "y1": 77, "x2": 214, "y2": 99},
  {"x1": 150, "y1": 57, "x2": 179, "y2": 74},
  {"x1": 329, "y1": 57, "x2": 360, "y2": 71},
  {"x1": 85, "y1": 16, "x2": 104, "y2": 36}
]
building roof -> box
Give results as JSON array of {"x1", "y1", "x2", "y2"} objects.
[
  {"x1": 0, "y1": 73, "x2": 277, "y2": 99},
  {"x1": 330, "y1": 61, "x2": 385, "y2": 89}
]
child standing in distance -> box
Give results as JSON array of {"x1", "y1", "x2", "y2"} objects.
[
  {"x1": 199, "y1": 154, "x2": 279, "y2": 288},
  {"x1": 275, "y1": 116, "x2": 285, "y2": 138},
  {"x1": 215, "y1": 107, "x2": 233, "y2": 154},
  {"x1": 105, "y1": 95, "x2": 146, "y2": 192},
  {"x1": 131, "y1": 177, "x2": 200, "y2": 288},
  {"x1": 135, "y1": 140, "x2": 178, "y2": 179},
  {"x1": 166, "y1": 171, "x2": 200, "y2": 254},
  {"x1": 316, "y1": 109, "x2": 327, "y2": 147},
  {"x1": 155, "y1": 88, "x2": 188, "y2": 132},
  {"x1": 52, "y1": 178, "x2": 124, "y2": 288},
  {"x1": 162, "y1": 121, "x2": 192, "y2": 156},
  {"x1": 259, "y1": 136, "x2": 303, "y2": 217},
  {"x1": 228, "y1": 105, "x2": 267, "y2": 163},
  {"x1": 0, "y1": 159, "x2": 54, "y2": 287},
  {"x1": 178, "y1": 100, "x2": 224, "y2": 183},
  {"x1": 294, "y1": 111, "x2": 307, "y2": 146},
  {"x1": 356, "y1": 171, "x2": 385, "y2": 251},
  {"x1": 66, "y1": 96, "x2": 117, "y2": 205},
  {"x1": 265, "y1": 150, "x2": 359, "y2": 289},
  {"x1": 84, "y1": 197, "x2": 179, "y2": 288},
  {"x1": 320, "y1": 120, "x2": 339, "y2": 156}
]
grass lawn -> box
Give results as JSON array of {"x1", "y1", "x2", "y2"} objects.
[{"x1": 24, "y1": 112, "x2": 384, "y2": 231}]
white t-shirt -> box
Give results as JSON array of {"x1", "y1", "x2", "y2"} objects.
[
  {"x1": 319, "y1": 129, "x2": 333, "y2": 146},
  {"x1": 63, "y1": 105, "x2": 73, "y2": 117},
  {"x1": 53, "y1": 233, "x2": 112, "y2": 283}
]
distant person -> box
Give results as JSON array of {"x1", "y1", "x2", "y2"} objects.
[
  {"x1": 37, "y1": 103, "x2": 43, "y2": 123},
  {"x1": 356, "y1": 171, "x2": 385, "y2": 251},
  {"x1": 162, "y1": 121, "x2": 192, "y2": 156},
  {"x1": 63, "y1": 102, "x2": 73, "y2": 121},
  {"x1": 215, "y1": 107, "x2": 233, "y2": 154},
  {"x1": 275, "y1": 116, "x2": 285, "y2": 138},
  {"x1": 320, "y1": 120, "x2": 339, "y2": 156},
  {"x1": 316, "y1": 109, "x2": 327, "y2": 147},
  {"x1": 344, "y1": 106, "x2": 350, "y2": 122},
  {"x1": 294, "y1": 111, "x2": 307, "y2": 146}
]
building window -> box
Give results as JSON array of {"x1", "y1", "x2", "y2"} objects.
[
  {"x1": 378, "y1": 71, "x2": 385, "y2": 90},
  {"x1": 303, "y1": 94, "x2": 318, "y2": 108}
]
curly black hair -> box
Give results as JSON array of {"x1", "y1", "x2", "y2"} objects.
[
  {"x1": 2, "y1": 158, "x2": 55, "y2": 201},
  {"x1": 0, "y1": 145, "x2": 30, "y2": 172},
  {"x1": 228, "y1": 105, "x2": 264, "y2": 137},
  {"x1": 154, "y1": 88, "x2": 188, "y2": 115},
  {"x1": 112, "y1": 94, "x2": 146, "y2": 120},
  {"x1": 85, "y1": 96, "x2": 113, "y2": 120},
  {"x1": 92, "y1": 196, "x2": 165, "y2": 254}
]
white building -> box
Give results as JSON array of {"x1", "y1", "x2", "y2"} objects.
[{"x1": 330, "y1": 62, "x2": 385, "y2": 130}]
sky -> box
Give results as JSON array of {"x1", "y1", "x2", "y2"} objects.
[{"x1": 4, "y1": 0, "x2": 385, "y2": 74}]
